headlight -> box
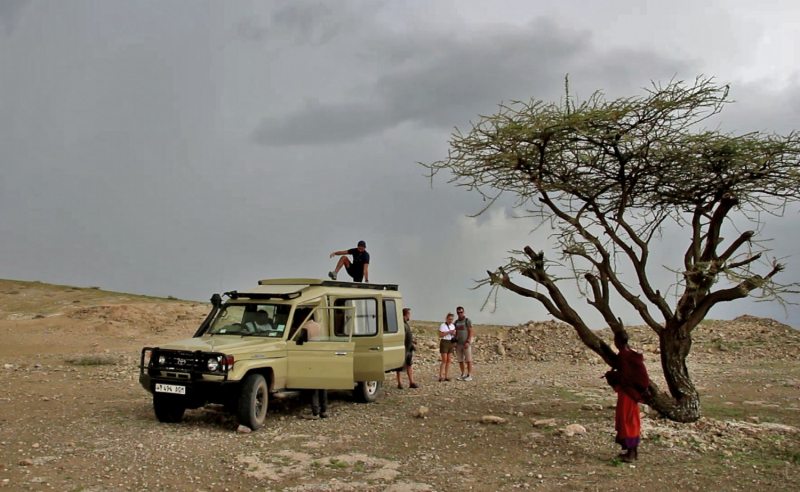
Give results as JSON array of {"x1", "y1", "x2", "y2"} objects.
[
  {"x1": 142, "y1": 349, "x2": 152, "y2": 367},
  {"x1": 158, "y1": 355, "x2": 166, "y2": 365},
  {"x1": 207, "y1": 357, "x2": 220, "y2": 372}
]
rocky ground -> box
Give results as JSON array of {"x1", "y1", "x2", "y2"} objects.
[{"x1": 1, "y1": 279, "x2": 799, "y2": 491}]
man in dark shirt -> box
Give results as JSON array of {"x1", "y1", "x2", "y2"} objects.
[
  {"x1": 395, "y1": 307, "x2": 418, "y2": 389},
  {"x1": 328, "y1": 240, "x2": 370, "y2": 283}
]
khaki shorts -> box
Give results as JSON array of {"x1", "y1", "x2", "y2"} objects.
[
  {"x1": 439, "y1": 339, "x2": 454, "y2": 354},
  {"x1": 455, "y1": 343, "x2": 472, "y2": 362}
]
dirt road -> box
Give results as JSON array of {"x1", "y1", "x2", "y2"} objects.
[{"x1": 1, "y1": 280, "x2": 799, "y2": 491}]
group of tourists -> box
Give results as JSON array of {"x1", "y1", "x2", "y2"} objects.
[
  {"x1": 437, "y1": 307, "x2": 474, "y2": 382},
  {"x1": 327, "y1": 241, "x2": 650, "y2": 463},
  {"x1": 394, "y1": 305, "x2": 476, "y2": 388}
]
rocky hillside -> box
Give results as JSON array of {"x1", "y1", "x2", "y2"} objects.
[{"x1": 415, "y1": 315, "x2": 800, "y2": 365}]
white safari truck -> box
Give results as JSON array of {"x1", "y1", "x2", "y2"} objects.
[{"x1": 139, "y1": 279, "x2": 407, "y2": 429}]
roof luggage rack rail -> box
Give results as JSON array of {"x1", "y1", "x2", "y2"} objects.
[
  {"x1": 320, "y1": 280, "x2": 398, "y2": 291},
  {"x1": 254, "y1": 279, "x2": 398, "y2": 291}
]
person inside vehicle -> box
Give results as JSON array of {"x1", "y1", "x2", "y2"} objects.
[{"x1": 245, "y1": 310, "x2": 273, "y2": 333}]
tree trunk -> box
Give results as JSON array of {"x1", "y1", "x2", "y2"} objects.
[{"x1": 643, "y1": 323, "x2": 701, "y2": 423}]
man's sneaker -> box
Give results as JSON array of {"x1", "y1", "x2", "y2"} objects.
[
  {"x1": 301, "y1": 413, "x2": 320, "y2": 420},
  {"x1": 328, "y1": 271, "x2": 337, "y2": 280},
  {"x1": 457, "y1": 374, "x2": 466, "y2": 380},
  {"x1": 462, "y1": 375, "x2": 473, "y2": 381}
]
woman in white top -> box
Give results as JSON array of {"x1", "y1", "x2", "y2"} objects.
[{"x1": 438, "y1": 313, "x2": 456, "y2": 381}]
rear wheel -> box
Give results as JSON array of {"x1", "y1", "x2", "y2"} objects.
[
  {"x1": 153, "y1": 393, "x2": 186, "y2": 423},
  {"x1": 354, "y1": 380, "x2": 381, "y2": 403},
  {"x1": 238, "y1": 374, "x2": 268, "y2": 430}
]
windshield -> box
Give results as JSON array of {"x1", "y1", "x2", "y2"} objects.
[{"x1": 206, "y1": 303, "x2": 291, "y2": 337}]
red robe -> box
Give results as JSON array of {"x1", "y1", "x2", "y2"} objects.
[
  {"x1": 615, "y1": 389, "x2": 641, "y2": 441},
  {"x1": 610, "y1": 348, "x2": 650, "y2": 445}
]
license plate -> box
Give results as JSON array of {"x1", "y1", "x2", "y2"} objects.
[{"x1": 155, "y1": 383, "x2": 186, "y2": 395}]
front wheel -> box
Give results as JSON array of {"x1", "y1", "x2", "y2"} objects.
[
  {"x1": 354, "y1": 380, "x2": 382, "y2": 403},
  {"x1": 153, "y1": 393, "x2": 186, "y2": 423},
  {"x1": 238, "y1": 374, "x2": 268, "y2": 430}
]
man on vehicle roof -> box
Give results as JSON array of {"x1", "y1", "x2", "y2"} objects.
[{"x1": 328, "y1": 240, "x2": 370, "y2": 283}]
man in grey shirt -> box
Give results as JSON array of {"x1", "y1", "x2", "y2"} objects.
[{"x1": 454, "y1": 306, "x2": 474, "y2": 381}]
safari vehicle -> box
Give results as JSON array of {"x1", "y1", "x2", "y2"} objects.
[{"x1": 138, "y1": 279, "x2": 406, "y2": 429}]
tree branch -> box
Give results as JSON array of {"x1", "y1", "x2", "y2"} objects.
[
  {"x1": 686, "y1": 262, "x2": 784, "y2": 328},
  {"x1": 718, "y1": 230, "x2": 755, "y2": 263}
]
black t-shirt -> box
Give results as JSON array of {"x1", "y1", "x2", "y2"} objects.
[{"x1": 348, "y1": 248, "x2": 370, "y2": 269}]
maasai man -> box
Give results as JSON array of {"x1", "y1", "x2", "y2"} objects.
[{"x1": 604, "y1": 331, "x2": 650, "y2": 462}]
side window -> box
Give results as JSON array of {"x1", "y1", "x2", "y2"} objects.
[
  {"x1": 288, "y1": 307, "x2": 313, "y2": 340},
  {"x1": 334, "y1": 298, "x2": 377, "y2": 336},
  {"x1": 383, "y1": 300, "x2": 398, "y2": 334}
]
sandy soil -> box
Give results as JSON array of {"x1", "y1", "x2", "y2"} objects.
[{"x1": 1, "y1": 279, "x2": 799, "y2": 491}]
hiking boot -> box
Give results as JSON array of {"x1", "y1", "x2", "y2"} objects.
[
  {"x1": 462, "y1": 375, "x2": 473, "y2": 381},
  {"x1": 320, "y1": 411, "x2": 329, "y2": 419},
  {"x1": 328, "y1": 271, "x2": 337, "y2": 280}
]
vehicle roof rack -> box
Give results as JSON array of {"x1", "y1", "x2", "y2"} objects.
[
  {"x1": 257, "y1": 278, "x2": 398, "y2": 291},
  {"x1": 320, "y1": 280, "x2": 398, "y2": 291}
]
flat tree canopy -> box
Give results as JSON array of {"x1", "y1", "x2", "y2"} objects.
[{"x1": 424, "y1": 77, "x2": 800, "y2": 422}]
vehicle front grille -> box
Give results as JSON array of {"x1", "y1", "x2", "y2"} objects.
[{"x1": 151, "y1": 350, "x2": 202, "y2": 372}]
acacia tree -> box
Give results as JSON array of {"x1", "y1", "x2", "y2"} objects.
[{"x1": 424, "y1": 77, "x2": 800, "y2": 422}]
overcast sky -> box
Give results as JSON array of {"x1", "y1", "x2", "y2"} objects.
[{"x1": 1, "y1": 0, "x2": 799, "y2": 328}]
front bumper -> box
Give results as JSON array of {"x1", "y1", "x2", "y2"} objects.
[
  {"x1": 139, "y1": 347, "x2": 239, "y2": 404},
  {"x1": 139, "y1": 373, "x2": 240, "y2": 404}
]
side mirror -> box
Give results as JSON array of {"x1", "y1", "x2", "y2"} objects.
[{"x1": 295, "y1": 328, "x2": 308, "y2": 345}]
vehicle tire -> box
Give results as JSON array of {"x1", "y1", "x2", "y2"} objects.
[
  {"x1": 354, "y1": 380, "x2": 382, "y2": 403},
  {"x1": 238, "y1": 373, "x2": 268, "y2": 430},
  {"x1": 153, "y1": 393, "x2": 186, "y2": 423}
]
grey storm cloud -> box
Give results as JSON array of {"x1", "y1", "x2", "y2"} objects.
[
  {"x1": 1, "y1": 0, "x2": 799, "y2": 327},
  {"x1": 251, "y1": 18, "x2": 690, "y2": 146},
  {"x1": 0, "y1": 0, "x2": 29, "y2": 34}
]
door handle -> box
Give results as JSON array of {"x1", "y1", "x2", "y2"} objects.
[
  {"x1": 335, "y1": 352, "x2": 348, "y2": 356},
  {"x1": 369, "y1": 347, "x2": 381, "y2": 351}
]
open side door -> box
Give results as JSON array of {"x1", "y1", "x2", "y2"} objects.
[
  {"x1": 331, "y1": 297, "x2": 384, "y2": 382},
  {"x1": 286, "y1": 304, "x2": 355, "y2": 390},
  {"x1": 381, "y1": 298, "x2": 405, "y2": 372}
]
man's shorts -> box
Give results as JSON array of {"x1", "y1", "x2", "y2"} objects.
[
  {"x1": 455, "y1": 343, "x2": 472, "y2": 362},
  {"x1": 439, "y1": 339, "x2": 454, "y2": 354},
  {"x1": 345, "y1": 263, "x2": 363, "y2": 282}
]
